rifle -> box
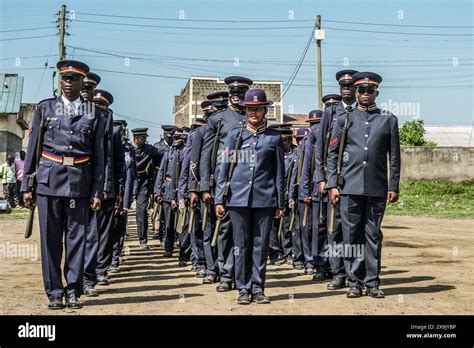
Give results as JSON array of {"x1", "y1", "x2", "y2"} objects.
[
  {"x1": 201, "y1": 201, "x2": 209, "y2": 232},
  {"x1": 328, "y1": 106, "x2": 352, "y2": 234},
  {"x1": 211, "y1": 124, "x2": 244, "y2": 247},
  {"x1": 208, "y1": 121, "x2": 223, "y2": 189},
  {"x1": 187, "y1": 206, "x2": 195, "y2": 234},
  {"x1": 25, "y1": 106, "x2": 46, "y2": 238}
]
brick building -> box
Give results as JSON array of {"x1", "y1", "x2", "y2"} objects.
[{"x1": 173, "y1": 76, "x2": 283, "y2": 127}]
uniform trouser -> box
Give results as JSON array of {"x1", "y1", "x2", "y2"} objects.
[
  {"x1": 162, "y1": 201, "x2": 176, "y2": 253},
  {"x1": 189, "y1": 204, "x2": 205, "y2": 267},
  {"x1": 326, "y1": 201, "x2": 345, "y2": 278},
  {"x1": 311, "y1": 200, "x2": 330, "y2": 272},
  {"x1": 96, "y1": 198, "x2": 115, "y2": 276},
  {"x1": 202, "y1": 202, "x2": 218, "y2": 276},
  {"x1": 299, "y1": 202, "x2": 313, "y2": 269},
  {"x1": 136, "y1": 185, "x2": 149, "y2": 245},
  {"x1": 291, "y1": 205, "x2": 304, "y2": 264},
  {"x1": 217, "y1": 211, "x2": 234, "y2": 283},
  {"x1": 37, "y1": 195, "x2": 89, "y2": 299},
  {"x1": 340, "y1": 195, "x2": 386, "y2": 288},
  {"x1": 229, "y1": 207, "x2": 274, "y2": 294},
  {"x1": 112, "y1": 214, "x2": 127, "y2": 266},
  {"x1": 269, "y1": 214, "x2": 293, "y2": 260},
  {"x1": 3, "y1": 183, "x2": 19, "y2": 208},
  {"x1": 178, "y1": 208, "x2": 192, "y2": 262},
  {"x1": 84, "y1": 208, "x2": 99, "y2": 287}
]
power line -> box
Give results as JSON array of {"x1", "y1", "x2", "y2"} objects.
[
  {"x1": 323, "y1": 19, "x2": 474, "y2": 29},
  {"x1": 324, "y1": 26, "x2": 473, "y2": 37},
  {"x1": 0, "y1": 34, "x2": 56, "y2": 42},
  {"x1": 0, "y1": 26, "x2": 54, "y2": 33}
]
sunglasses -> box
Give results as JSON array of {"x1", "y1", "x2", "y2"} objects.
[
  {"x1": 61, "y1": 75, "x2": 82, "y2": 82},
  {"x1": 357, "y1": 87, "x2": 376, "y2": 95}
]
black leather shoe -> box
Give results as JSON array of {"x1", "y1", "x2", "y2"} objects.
[
  {"x1": 313, "y1": 270, "x2": 332, "y2": 282},
  {"x1": 83, "y1": 285, "x2": 98, "y2": 297},
  {"x1": 163, "y1": 251, "x2": 173, "y2": 258},
  {"x1": 252, "y1": 292, "x2": 271, "y2": 304},
  {"x1": 367, "y1": 286, "x2": 385, "y2": 298},
  {"x1": 48, "y1": 297, "x2": 64, "y2": 310},
  {"x1": 216, "y1": 281, "x2": 232, "y2": 292},
  {"x1": 140, "y1": 243, "x2": 151, "y2": 249},
  {"x1": 202, "y1": 274, "x2": 217, "y2": 284},
  {"x1": 97, "y1": 274, "x2": 109, "y2": 286},
  {"x1": 304, "y1": 268, "x2": 314, "y2": 275},
  {"x1": 346, "y1": 287, "x2": 363, "y2": 298},
  {"x1": 237, "y1": 290, "x2": 251, "y2": 305},
  {"x1": 108, "y1": 264, "x2": 119, "y2": 273},
  {"x1": 178, "y1": 261, "x2": 187, "y2": 267},
  {"x1": 293, "y1": 263, "x2": 304, "y2": 270},
  {"x1": 65, "y1": 294, "x2": 82, "y2": 309},
  {"x1": 327, "y1": 277, "x2": 346, "y2": 290}
]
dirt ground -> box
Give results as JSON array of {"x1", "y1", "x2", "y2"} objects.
[{"x1": 0, "y1": 214, "x2": 472, "y2": 315}]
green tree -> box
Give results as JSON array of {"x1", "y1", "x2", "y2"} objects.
[{"x1": 399, "y1": 119, "x2": 437, "y2": 147}]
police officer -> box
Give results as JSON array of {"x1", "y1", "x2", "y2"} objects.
[
  {"x1": 322, "y1": 94, "x2": 342, "y2": 108},
  {"x1": 22, "y1": 60, "x2": 105, "y2": 309},
  {"x1": 316, "y1": 70, "x2": 358, "y2": 289},
  {"x1": 152, "y1": 125, "x2": 176, "y2": 240},
  {"x1": 301, "y1": 109, "x2": 333, "y2": 281},
  {"x1": 200, "y1": 76, "x2": 252, "y2": 292},
  {"x1": 327, "y1": 72, "x2": 401, "y2": 298},
  {"x1": 178, "y1": 118, "x2": 207, "y2": 277},
  {"x1": 269, "y1": 127, "x2": 295, "y2": 265},
  {"x1": 215, "y1": 89, "x2": 285, "y2": 305},
  {"x1": 132, "y1": 127, "x2": 161, "y2": 249},
  {"x1": 154, "y1": 128, "x2": 185, "y2": 257},
  {"x1": 189, "y1": 101, "x2": 219, "y2": 284},
  {"x1": 110, "y1": 120, "x2": 136, "y2": 272},
  {"x1": 80, "y1": 72, "x2": 101, "y2": 102},
  {"x1": 206, "y1": 91, "x2": 229, "y2": 113},
  {"x1": 288, "y1": 127, "x2": 309, "y2": 270}
]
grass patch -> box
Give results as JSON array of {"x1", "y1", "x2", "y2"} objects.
[
  {"x1": 386, "y1": 180, "x2": 474, "y2": 219},
  {"x1": 0, "y1": 207, "x2": 30, "y2": 220}
]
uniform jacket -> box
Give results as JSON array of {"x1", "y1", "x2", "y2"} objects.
[
  {"x1": 122, "y1": 141, "x2": 136, "y2": 210},
  {"x1": 188, "y1": 124, "x2": 207, "y2": 192},
  {"x1": 154, "y1": 146, "x2": 183, "y2": 202},
  {"x1": 178, "y1": 131, "x2": 194, "y2": 201},
  {"x1": 133, "y1": 143, "x2": 160, "y2": 195},
  {"x1": 289, "y1": 139, "x2": 306, "y2": 202},
  {"x1": 301, "y1": 122, "x2": 323, "y2": 200}
]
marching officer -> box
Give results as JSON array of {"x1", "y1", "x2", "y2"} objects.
[
  {"x1": 200, "y1": 76, "x2": 252, "y2": 292},
  {"x1": 215, "y1": 88, "x2": 285, "y2": 305},
  {"x1": 110, "y1": 120, "x2": 136, "y2": 272},
  {"x1": 80, "y1": 72, "x2": 101, "y2": 102},
  {"x1": 206, "y1": 91, "x2": 229, "y2": 113},
  {"x1": 288, "y1": 127, "x2": 309, "y2": 270},
  {"x1": 22, "y1": 60, "x2": 105, "y2": 309},
  {"x1": 316, "y1": 70, "x2": 358, "y2": 289},
  {"x1": 327, "y1": 72, "x2": 401, "y2": 298},
  {"x1": 132, "y1": 127, "x2": 161, "y2": 249},
  {"x1": 189, "y1": 101, "x2": 219, "y2": 284},
  {"x1": 269, "y1": 127, "x2": 295, "y2": 265},
  {"x1": 154, "y1": 128, "x2": 185, "y2": 258},
  {"x1": 301, "y1": 109, "x2": 333, "y2": 281},
  {"x1": 322, "y1": 94, "x2": 342, "y2": 108}
]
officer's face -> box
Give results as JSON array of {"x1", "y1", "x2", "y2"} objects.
[
  {"x1": 356, "y1": 85, "x2": 379, "y2": 105},
  {"x1": 60, "y1": 75, "x2": 83, "y2": 100},
  {"x1": 340, "y1": 83, "x2": 356, "y2": 102},
  {"x1": 246, "y1": 106, "x2": 267, "y2": 125},
  {"x1": 283, "y1": 136, "x2": 292, "y2": 151},
  {"x1": 164, "y1": 132, "x2": 173, "y2": 145},
  {"x1": 134, "y1": 135, "x2": 146, "y2": 146},
  {"x1": 81, "y1": 84, "x2": 95, "y2": 101},
  {"x1": 229, "y1": 91, "x2": 246, "y2": 106}
]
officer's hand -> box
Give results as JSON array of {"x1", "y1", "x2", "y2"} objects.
[
  {"x1": 288, "y1": 199, "x2": 295, "y2": 209},
  {"x1": 132, "y1": 194, "x2": 136, "y2": 202},
  {"x1": 120, "y1": 209, "x2": 128, "y2": 217},
  {"x1": 318, "y1": 181, "x2": 326, "y2": 196},
  {"x1": 190, "y1": 192, "x2": 200, "y2": 209},
  {"x1": 23, "y1": 192, "x2": 34, "y2": 209},
  {"x1": 178, "y1": 199, "x2": 185, "y2": 213},
  {"x1": 202, "y1": 191, "x2": 212, "y2": 204},
  {"x1": 329, "y1": 188, "x2": 340, "y2": 205},
  {"x1": 102, "y1": 192, "x2": 109, "y2": 201},
  {"x1": 90, "y1": 197, "x2": 101, "y2": 211},
  {"x1": 303, "y1": 196, "x2": 312, "y2": 205},
  {"x1": 387, "y1": 191, "x2": 399, "y2": 203},
  {"x1": 116, "y1": 196, "x2": 123, "y2": 207},
  {"x1": 155, "y1": 196, "x2": 162, "y2": 203},
  {"x1": 274, "y1": 209, "x2": 285, "y2": 219},
  {"x1": 215, "y1": 204, "x2": 225, "y2": 218},
  {"x1": 171, "y1": 200, "x2": 177, "y2": 209}
]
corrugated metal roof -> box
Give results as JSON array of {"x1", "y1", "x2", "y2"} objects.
[
  {"x1": 0, "y1": 74, "x2": 24, "y2": 114},
  {"x1": 424, "y1": 126, "x2": 474, "y2": 147}
]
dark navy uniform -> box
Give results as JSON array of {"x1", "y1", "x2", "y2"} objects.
[
  {"x1": 327, "y1": 72, "x2": 401, "y2": 296},
  {"x1": 215, "y1": 89, "x2": 285, "y2": 302},
  {"x1": 301, "y1": 110, "x2": 331, "y2": 277},
  {"x1": 21, "y1": 60, "x2": 105, "y2": 307},
  {"x1": 132, "y1": 128, "x2": 161, "y2": 247},
  {"x1": 199, "y1": 76, "x2": 252, "y2": 289}
]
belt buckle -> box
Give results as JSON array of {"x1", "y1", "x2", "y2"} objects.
[{"x1": 63, "y1": 156, "x2": 74, "y2": 166}]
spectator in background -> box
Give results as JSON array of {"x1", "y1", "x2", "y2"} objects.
[
  {"x1": 1, "y1": 155, "x2": 19, "y2": 208},
  {"x1": 14, "y1": 151, "x2": 25, "y2": 207}
]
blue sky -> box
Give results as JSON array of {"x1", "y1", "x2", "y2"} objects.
[{"x1": 1, "y1": 0, "x2": 473, "y2": 140}]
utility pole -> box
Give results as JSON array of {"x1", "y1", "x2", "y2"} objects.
[
  {"x1": 315, "y1": 15, "x2": 324, "y2": 110},
  {"x1": 57, "y1": 4, "x2": 67, "y2": 95}
]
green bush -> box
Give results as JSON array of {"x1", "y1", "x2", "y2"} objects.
[{"x1": 399, "y1": 119, "x2": 437, "y2": 147}]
